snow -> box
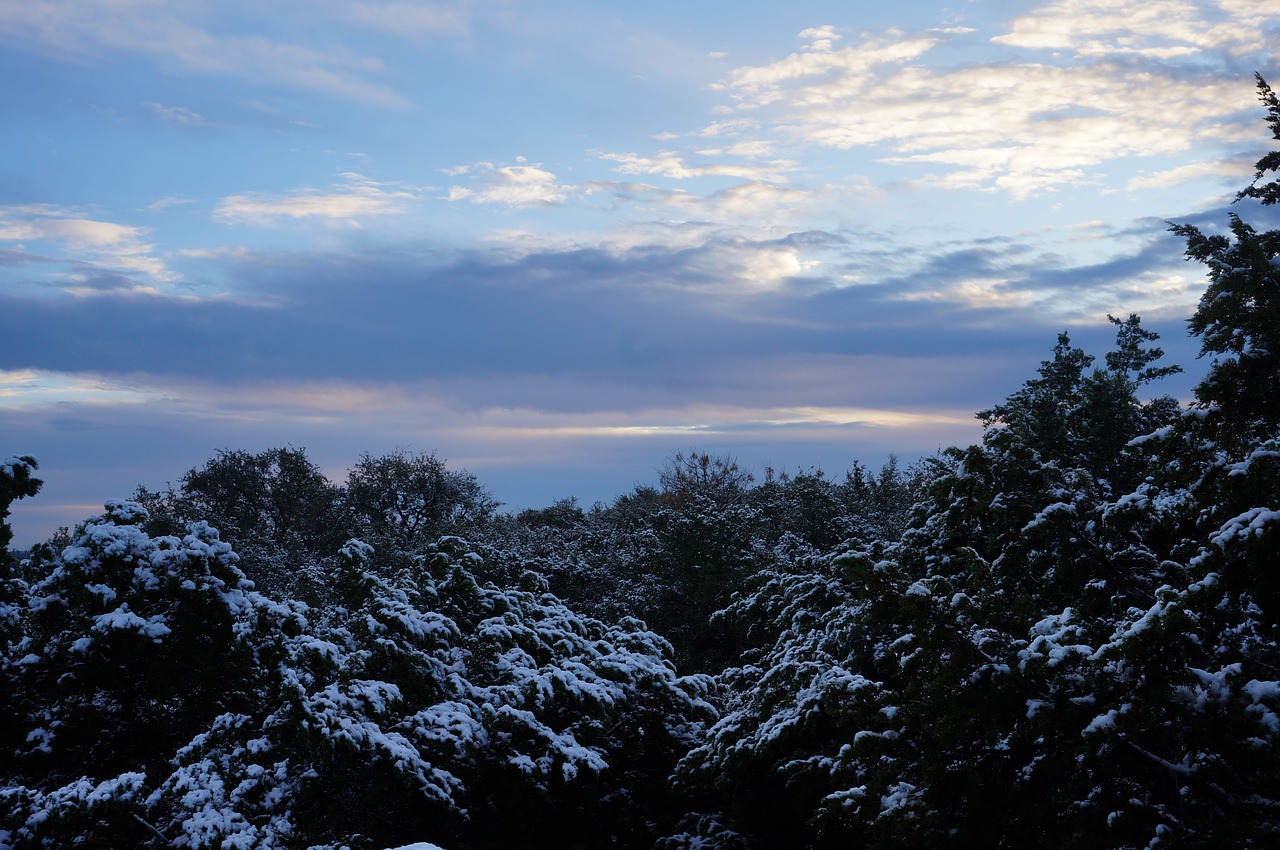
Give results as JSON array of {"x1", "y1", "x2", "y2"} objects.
[
  {"x1": 91, "y1": 604, "x2": 172, "y2": 641},
  {"x1": 1127, "y1": 425, "x2": 1175, "y2": 446},
  {"x1": 1020, "y1": 501, "x2": 1076, "y2": 533},
  {"x1": 1081, "y1": 706, "x2": 1124, "y2": 736},
  {"x1": 0, "y1": 456, "x2": 36, "y2": 478},
  {"x1": 1210, "y1": 507, "x2": 1280, "y2": 547},
  {"x1": 878, "y1": 782, "x2": 919, "y2": 818},
  {"x1": 904, "y1": 580, "x2": 930, "y2": 597}
]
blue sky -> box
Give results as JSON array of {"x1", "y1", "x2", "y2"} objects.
[{"x1": 3, "y1": 0, "x2": 1278, "y2": 547}]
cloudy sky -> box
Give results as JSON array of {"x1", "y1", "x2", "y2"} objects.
[{"x1": 3, "y1": 0, "x2": 1279, "y2": 546}]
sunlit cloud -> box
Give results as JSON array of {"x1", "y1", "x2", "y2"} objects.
[
  {"x1": 0, "y1": 204, "x2": 175, "y2": 286},
  {"x1": 446, "y1": 162, "x2": 573, "y2": 207},
  {"x1": 214, "y1": 173, "x2": 419, "y2": 226},
  {"x1": 701, "y1": 8, "x2": 1279, "y2": 198},
  {"x1": 696, "y1": 182, "x2": 819, "y2": 220},
  {"x1": 1125, "y1": 155, "x2": 1256, "y2": 191},
  {"x1": 597, "y1": 150, "x2": 795, "y2": 182},
  {"x1": 3, "y1": 368, "x2": 974, "y2": 441},
  {"x1": 0, "y1": 369, "x2": 168, "y2": 408},
  {"x1": 992, "y1": 0, "x2": 1272, "y2": 58}
]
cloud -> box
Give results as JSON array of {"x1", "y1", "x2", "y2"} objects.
[
  {"x1": 0, "y1": 364, "x2": 988, "y2": 549},
  {"x1": 1, "y1": 213, "x2": 1215, "y2": 548},
  {"x1": 1125, "y1": 154, "x2": 1258, "y2": 191},
  {"x1": 143, "y1": 101, "x2": 208, "y2": 126},
  {"x1": 0, "y1": 369, "x2": 167, "y2": 409},
  {"x1": 992, "y1": 0, "x2": 1272, "y2": 58},
  {"x1": 0, "y1": 219, "x2": 1204, "y2": 392},
  {"x1": 597, "y1": 150, "x2": 795, "y2": 182},
  {"x1": 693, "y1": 182, "x2": 820, "y2": 220},
  {"x1": 145, "y1": 196, "x2": 197, "y2": 212},
  {"x1": 343, "y1": 2, "x2": 467, "y2": 37},
  {"x1": 703, "y1": 7, "x2": 1279, "y2": 198},
  {"x1": 0, "y1": 204, "x2": 175, "y2": 286},
  {"x1": 0, "y1": 0, "x2": 404, "y2": 105},
  {"x1": 446, "y1": 163, "x2": 572, "y2": 207},
  {"x1": 214, "y1": 173, "x2": 419, "y2": 226},
  {"x1": 722, "y1": 27, "x2": 941, "y2": 100}
]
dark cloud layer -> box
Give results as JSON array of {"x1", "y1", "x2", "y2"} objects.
[{"x1": 4, "y1": 224, "x2": 1203, "y2": 391}]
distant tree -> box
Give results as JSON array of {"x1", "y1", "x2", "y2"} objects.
[
  {"x1": 657, "y1": 450, "x2": 754, "y2": 509},
  {"x1": 131, "y1": 447, "x2": 346, "y2": 598},
  {"x1": 344, "y1": 448, "x2": 499, "y2": 555}
]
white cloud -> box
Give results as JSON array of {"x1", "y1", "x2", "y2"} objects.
[
  {"x1": 1124, "y1": 154, "x2": 1257, "y2": 191},
  {"x1": 696, "y1": 140, "x2": 777, "y2": 159},
  {"x1": 0, "y1": 204, "x2": 175, "y2": 285},
  {"x1": 446, "y1": 163, "x2": 572, "y2": 207},
  {"x1": 597, "y1": 150, "x2": 794, "y2": 182},
  {"x1": 214, "y1": 173, "x2": 418, "y2": 226},
  {"x1": 992, "y1": 0, "x2": 1272, "y2": 58},
  {"x1": 653, "y1": 181, "x2": 820, "y2": 223},
  {"x1": 726, "y1": 28, "x2": 940, "y2": 99},
  {"x1": 0, "y1": 369, "x2": 167, "y2": 409},
  {"x1": 143, "y1": 101, "x2": 208, "y2": 126},
  {"x1": 708, "y1": 8, "x2": 1277, "y2": 199}
]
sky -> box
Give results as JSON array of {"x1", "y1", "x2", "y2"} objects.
[{"x1": 2, "y1": 0, "x2": 1279, "y2": 548}]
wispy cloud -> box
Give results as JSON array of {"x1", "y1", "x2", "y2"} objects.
[
  {"x1": 143, "y1": 101, "x2": 209, "y2": 126},
  {"x1": 0, "y1": 0, "x2": 405, "y2": 105},
  {"x1": 992, "y1": 0, "x2": 1272, "y2": 58},
  {"x1": 342, "y1": 2, "x2": 467, "y2": 37},
  {"x1": 597, "y1": 150, "x2": 795, "y2": 182},
  {"x1": 0, "y1": 204, "x2": 175, "y2": 287},
  {"x1": 696, "y1": 5, "x2": 1279, "y2": 198},
  {"x1": 214, "y1": 173, "x2": 419, "y2": 226},
  {"x1": 1125, "y1": 154, "x2": 1257, "y2": 191},
  {"x1": 0, "y1": 369, "x2": 167, "y2": 409}
]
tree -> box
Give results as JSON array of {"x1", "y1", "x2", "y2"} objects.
[
  {"x1": 1169, "y1": 78, "x2": 1280, "y2": 454},
  {"x1": 657, "y1": 450, "x2": 755, "y2": 510},
  {"x1": 3, "y1": 500, "x2": 269, "y2": 848},
  {"x1": 665, "y1": 77, "x2": 1280, "y2": 849},
  {"x1": 344, "y1": 449, "x2": 498, "y2": 555},
  {"x1": 1162, "y1": 72, "x2": 1280, "y2": 627},
  {"x1": 0, "y1": 456, "x2": 41, "y2": 570},
  {"x1": 135, "y1": 446, "x2": 346, "y2": 597},
  {"x1": 1, "y1": 457, "x2": 43, "y2": 813}
]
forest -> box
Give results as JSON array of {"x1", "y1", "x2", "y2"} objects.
[{"x1": 2, "y1": 77, "x2": 1280, "y2": 849}]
